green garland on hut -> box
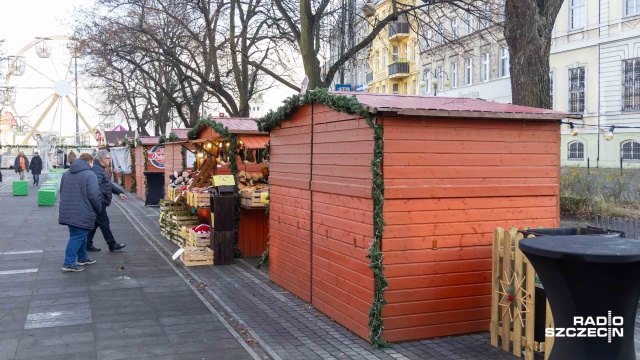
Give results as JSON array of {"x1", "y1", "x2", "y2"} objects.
[{"x1": 256, "y1": 88, "x2": 389, "y2": 348}]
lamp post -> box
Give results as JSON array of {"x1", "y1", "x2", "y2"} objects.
[{"x1": 420, "y1": 69, "x2": 451, "y2": 96}]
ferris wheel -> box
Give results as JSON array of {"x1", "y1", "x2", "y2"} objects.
[{"x1": 2, "y1": 36, "x2": 103, "y2": 146}]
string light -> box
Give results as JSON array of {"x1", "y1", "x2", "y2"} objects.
[
  {"x1": 604, "y1": 125, "x2": 615, "y2": 141},
  {"x1": 569, "y1": 122, "x2": 579, "y2": 136}
]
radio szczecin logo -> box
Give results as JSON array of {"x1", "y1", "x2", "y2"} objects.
[{"x1": 545, "y1": 311, "x2": 623, "y2": 343}]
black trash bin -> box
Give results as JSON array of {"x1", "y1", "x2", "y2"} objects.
[
  {"x1": 143, "y1": 171, "x2": 164, "y2": 206},
  {"x1": 519, "y1": 227, "x2": 625, "y2": 342}
]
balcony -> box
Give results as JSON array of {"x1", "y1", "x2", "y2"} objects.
[
  {"x1": 366, "y1": 72, "x2": 373, "y2": 84},
  {"x1": 388, "y1": 61, "x2": 410, "y2": 79},
  {"x1": 388, "y1": 22, "x2": 409, "y2": 41}
]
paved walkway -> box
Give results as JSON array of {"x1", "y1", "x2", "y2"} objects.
[
  {"x1": 0, "y1": 173, "x2": 257, "y2": 360},
  {"x1": 3, "y1": 174, "x2": 639, "y2": 359}
]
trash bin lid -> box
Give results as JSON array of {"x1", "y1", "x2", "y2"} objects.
[{"x1": 519, "y1": 236, "x2": 640, "y2": 263}]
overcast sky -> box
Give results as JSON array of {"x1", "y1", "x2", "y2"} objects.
[{"x1": 1, "y1": 0, "x2": 297, "y2": 130}]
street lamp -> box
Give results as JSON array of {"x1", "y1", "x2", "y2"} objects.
[{"x1": 420, "y1": 69, "x2": 450, "y2": 96}]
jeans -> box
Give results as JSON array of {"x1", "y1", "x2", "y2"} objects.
[
  {"x1": 33, "y1": 174, "x2": 40, "y2": 185},
  {"x1": 64, "y1": 225, "x2": 90, "y2": 266},
  {"x1": 87, "y1": 207, "x2": 115, "y2": 248},
  {"x1": 18, "y1": 170, "x2": 25, "y2": 180}
]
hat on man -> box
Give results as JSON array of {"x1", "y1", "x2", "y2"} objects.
[{"x1": 34, "y1": 151, "x2": 39, "y2": 154}]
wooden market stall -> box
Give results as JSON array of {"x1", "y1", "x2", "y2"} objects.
[
  {"x1": 262, "y1": 90, "x2": 579, "y2": 344},
  {"x1": 182, "y1": 117, "x2": 270, "y2": 258},
  {"x1": 161, "y1": 128, "x2": 194, "y2": 199}
]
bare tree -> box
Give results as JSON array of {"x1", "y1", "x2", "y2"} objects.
[
  {"x1": 74, "y1": 0, "x2": 288, "y2": 133},
  {"x1": 266, "y1": 0, "x2": 562, "y2": 109}
]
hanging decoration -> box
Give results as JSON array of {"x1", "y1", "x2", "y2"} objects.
[
  {"x1": 256, "y1": 88, "x2": 390, "y2": 348},
  {"x1": 497, "y1": 271, "x2": 532, "y2": 328}
]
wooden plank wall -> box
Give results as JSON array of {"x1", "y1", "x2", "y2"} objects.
[
  {"x1": 268, "y1": 105, "x2": 313, "y2": 302},
  {"x1": 310, "y1": 105, "x2": 375, "y2": 340},
  {"x1": 381, "y1": 116, "x2": 560, "y2": 342},
  {"x1": 238, "y1": 208, "x2": 269, "y2": 257}
]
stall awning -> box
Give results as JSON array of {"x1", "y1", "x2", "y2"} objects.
[{"x1": 240, "y1": 135, "x2": 269, "y2": 149}]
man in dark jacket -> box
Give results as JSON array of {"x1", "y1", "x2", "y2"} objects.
[
  {"x1": 59, "y1": 153, "x2": 103, "y2": 272},
  {"x1": 14, "y1": 151, "x2": 29, "y2": 180},
  {"x1": 29, "y1": 151, "x2": 43, "y2": 185},
  {"x1": 86, "y1": 149, "x2": 127, "y2": 252}
]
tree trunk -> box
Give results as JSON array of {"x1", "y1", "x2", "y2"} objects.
[
  {"x1": 504, "y1": 0, "x2": 562, "y2": 109},
  {"x1": 300, "y1": 0, "x2": 321, "y2": 89}
]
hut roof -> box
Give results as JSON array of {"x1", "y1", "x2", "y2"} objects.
[
  {"x1": 138, "y1": 136, "x2": 160, "y2": 145},
  {"x1": 333, "y1": 92, "x2": 580, "y2": 120},
  {"x1": 205, "y1": 117, "x2": 264, "y2": 134},
  {"x1": 104, "y1": 131, "x2": 135, "y2": 146},
  {"x1": 170, "y1": 128, "x2": 190, "y2": 140}
]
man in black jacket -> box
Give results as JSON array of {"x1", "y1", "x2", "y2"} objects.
[{"x1": 86, "y1": 149, "x2": 127, "y2": 252}]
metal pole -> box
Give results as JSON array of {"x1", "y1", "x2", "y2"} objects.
[{"x1": 75, "y1": 57, "x2": 79, "y2": 145}]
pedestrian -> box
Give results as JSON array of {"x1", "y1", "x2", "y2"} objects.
[
  {"x1": 68, "y1": 150, "x2": 76, "y2": 166},
  {"x1": 0, "y1": 151, "x2": 3, "y2": 182},
  {"x1": 29, "y1": 151, "x2": 43, "y2": 186},
  {"x1": 86, "y1": 149, "x2": 126, "y2": 252},
  {"x1": 59, "y1": 153, "x2": 103, "y2": 272},
  {"x1": 13, "y1": 151, "x2": 29, "y2": 180}
]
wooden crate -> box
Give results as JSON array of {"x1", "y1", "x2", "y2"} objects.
[
  {"x1": 190, "y1": 192, "x2": 210, "y2": 208},
  {"x1": 160, "y1": 201, "x2": 183, "y2": 212},
  {"x1": 240, "y1": 191, "x2": 266, "y2": 208},
  {"x1": 189, "y1": 229, "x2": 211, "y2": 247},
  {"x1": 181, "y1": 246, "x2": 214, "y2": 266},
  {"x1": 490, "y1": 227, "x2": 554, "y2": 360}
]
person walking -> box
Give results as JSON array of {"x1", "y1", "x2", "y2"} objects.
[
  {"x1": 68, "y1": 150, "x2": 76, "y2": 166},
  {"x1": 0, "y1": 152, "x2": 3, "y2": 182},
  {"x1": 86, "y1": 149, "x2": 126, "y2": 252},
  {"x1": 29, "y1": 151, "x2": 43, "y2": 186},
  {"x1": 13, "y1": 151, "x2": 29, "y2": 180},
  {"x1": 59, "y1": 153, "x2": 103, "y2": 272}
]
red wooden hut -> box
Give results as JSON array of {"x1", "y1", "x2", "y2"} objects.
[
  {"x1": 264, "y1": 91, "x2": 578, "y2": 343},
  {"x1": 189, "y1": 117, "x2": 270, "y2": 257}
]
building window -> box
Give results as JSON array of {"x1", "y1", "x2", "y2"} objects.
[
  {"x1": 549, "y1": 71, "x2": 554, "y2": 110},
  {"x1": 568, "y1": 141, "x2": 585, "y2": 160},
  {"x1": 500, "y1": 48, "x2": 510, "y2": 77},
  {"x1": 404, "y1": 82, "x2": 408, "y2": 94},
  {"x1": 627, "y1": 0, "x2": 640, "y2": 15},
  {"x1": 437, "y1": 65, "x2": 444, "y2": 91},
  {"x1": 570, "y1": 0, "x2": 586, "y2": 30},
  {"x1": 436, "y1": 22, "x2": 444, "y2": 44},
  {"x1": 481, "y1": 52, "x2": 490, "y2": 82},
  {"x1": 384, "y1": 52, "x2": 387, "y2": 67},
  {"x1": 413, "y1": 80, "x2": 417, "y2": 94},
  {"x1": 466, "y1": 12, "x2": 474, "y2": 35},
  {"x1": 623, "y1": 59, "x2": 640, "y2": 111},
  {"x1": 451, "y1": 62, "x2": 458, "y2": 88},
  {"x1": 451, "y1": 17, "x2": 458, "y2": 39},
  {"x1": 413, "y1": 41, "x2": 417, "y2": 61},
  {"x1": 425, "y1": 72, "x2": 432, "y2": 94},
  {"x1": 392, "y1": 46, "x2": 399, "y2": 62},
  {"x1": 392, "y1": 83, "x2": 399, "y2": 94},
  {"x1": 404, "y1": 43, "x2": 408, "y2": 61},
  {"x1": 621, "y1": 140, "x2": 640, "y2": 160},
  {"x1": 383, "y1": 85, "x2": 386, "y2": 93},
  {"x1": 376, "y1": 51, "x2": 380, "y2": 70},
  {"x1": 569, "y1": 67, "x2": 585, "y2": 113},
  {"x1": 426, "y1": 30, "x2": 432, "y2": 48},
  {"x1": 465, "y1": 58, "x2": 473, "y2": 85},
  {"x1": 480, "y1": 2, "x2": 491, "y2": 28}
]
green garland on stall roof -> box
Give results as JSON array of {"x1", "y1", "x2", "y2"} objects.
[
  {"x1": 256, "y1": 87, "x2": 390, "y2": 348},
  {"x1": 158, "y1": 134, "x2": 167, "y2": 144},
  {"x1": 168, "y1": 132, "x2": 179, "y2": 142},
  {"x1": 187, "y1": 117, "x2": 230, "y2": 139},
  {"x1": 180, "y1": 146, "x2": 186, "y2": 171}
]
